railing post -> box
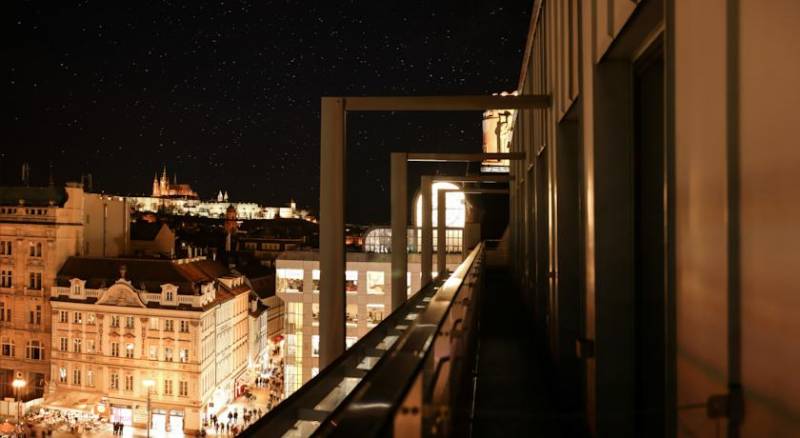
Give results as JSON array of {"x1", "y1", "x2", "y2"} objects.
[
  {"x1": 437, "y1": 189, "x2": 447, "y2": 277},
  {"x1": 391, "y1": 153, "x2": 408, "y2": 310},
  {"x1": 320, "y1": 97, "x2": 346, "y2": 368},
  {"x1": 421, "y1": 176, "x2": 433, "y2": 285}
]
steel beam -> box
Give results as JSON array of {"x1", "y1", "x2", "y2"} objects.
[
  {"x1": 432, "y1": 175, "x2": 513, "y2": 183},
  {"x1": 319, "y1": 97, "x2": 346, "y2": 368},
  {"x1": 421, "y1": 176, "x2": 433, "y2": 286},
  {"x1": 407, "y1": 152, "x2": 525, "y2": 162},
  {"x1": 343, "y1": 95, "x2": 551, "y2": 111},
  {"x1": 390, "y1": 153, "x2": 408, "y2": 311}
]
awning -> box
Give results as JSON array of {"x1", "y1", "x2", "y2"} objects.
[{"x1": 42, "y1": 391, "x2": 103, "y2": 414}]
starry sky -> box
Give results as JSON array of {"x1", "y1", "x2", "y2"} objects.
[{"x1": 4, "y1": 0, "x2": 531, "y2": 224}]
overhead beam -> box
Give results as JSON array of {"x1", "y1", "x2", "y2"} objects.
[
  {"x1": 421, "y1": 176, "x2": 433, "y2": 286},
  {"x1": 343, "y1": 95, "x2": 550, "y2": 111},
  {"x1": 407, "y1": 152, "x2": 525, "y2": 162},
  {"x1": 432, "y1": 175, "x2": 513, "y2": 183}
]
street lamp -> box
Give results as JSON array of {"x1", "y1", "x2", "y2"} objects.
[
  {"x1": 142, "y1": 379, "x2": 155, "y2": 438},
  {"x1": 12, "y1": 377, "x2": 26, "y2": 423}
]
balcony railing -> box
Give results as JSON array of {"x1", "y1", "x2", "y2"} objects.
[{"x1": 242, "y1": 242, "x2": 485, "y2": 437}]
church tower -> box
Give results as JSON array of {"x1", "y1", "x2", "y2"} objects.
[{"x1": 152, "y1": 173, "x2": 160, "y2": 197}]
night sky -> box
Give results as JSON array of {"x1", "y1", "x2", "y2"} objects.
[{"x1": 4, "y1": 1, "x2": 531, "y2": 224}]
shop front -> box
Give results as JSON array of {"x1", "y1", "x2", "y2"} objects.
[{"x1": 111, "y1": 405, "x2": 133, "y2": 426}]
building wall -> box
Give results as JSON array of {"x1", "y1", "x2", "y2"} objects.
[
  {"x1": 507, "y1": 0, "x2": 800, "y2": 436},
  {"x1": 0, "y1": 184, "x2": 96, "y2": 400},
  {"x1": 49, "y1": 301, "x2": 203, "y2": 432},
  {"x1": 275, "y1": 254, "x2": 461, "y2": 395},
  {"x1": 83, "y1": 194, "x2": 129, "y2": 258}
]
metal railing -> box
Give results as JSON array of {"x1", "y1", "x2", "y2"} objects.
[{"x1": 242, "y1": 242, "x2": 485, "y2": 437}]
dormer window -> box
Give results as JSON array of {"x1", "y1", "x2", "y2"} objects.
[
  {"x1": 161, "y1": 284, "x2": 178, "y2": 305},
  {"x1": 70, "y1": 279, "x2": 85, "y2": 297}
]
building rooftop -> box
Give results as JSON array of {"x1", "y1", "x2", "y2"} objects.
[
  {"x1": 0, "y1": 185, "x2": 68, "y2": 207},
  {"x1": 56, "y1": 256, "x2": 230, "y2": 295}
]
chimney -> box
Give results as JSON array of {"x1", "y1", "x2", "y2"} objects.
[{"x1": 21, "y1": 163, "x2": 30, "y2": 186}]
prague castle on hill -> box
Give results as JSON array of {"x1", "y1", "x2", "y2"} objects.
[{"x1": 127, "y1": 166, "x2": 311, "y2": 221}]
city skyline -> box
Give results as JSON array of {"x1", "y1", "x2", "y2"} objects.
[{"x1": 4, "y1": 1, "x2": 532, "y2": 223}]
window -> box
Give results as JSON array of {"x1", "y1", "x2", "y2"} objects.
[
  {"x1": 311, "y1": 303, "x2": 319, "y2": 325},
  {"x1": 60, "y1": 337, "x2": 68, "y2": 352},
  {"x1": 312, "y1": 270, "x2": 320, "y2": 293},
  {"x1": 0, "y1": 270, "x2": 11, "y2": 288},
  {"x1": 29, "y1": 242, "x2": 42, "y2": 257},
  {"x1": 179, "y1": 381, "x2": 188, "y2": 397},
  {"x1": 111, "y1": 343, "x2": 120, "y2": 357},
  {"x1": 366, "y1": 271, "x2": 385, "y2": 294},
  {"x1": 345, "y1": 271, "x2": 358, "y2": 293},
  {"x1": 73, "y1": 312, "x2": 82, "y2": 324},
  {"x1": 311, "y1": 335, "x2": 319, "y2": 357},
  {"x1": 59, "y1": 311, "x2": 68, "y2": 323},
  {"x1": 165, "y1": 290, "x2": 174, "y2": 301},
  {"x1": 0, "y1": 303, "x2": 7, "y2": 321},
  {"x1": 0, "y1": 241, "x2": 12, "y2": 256},
  {"x1": 276, "y1": 269, "x2": 304, "y2": 293},
  {"x1": 124, "y1": 375, "x2": 134, "y2": 391},
  {"x1": 345, "y1": 304, "x2": 359, "y2": 326},
  {"x1": 149, "y1": 345, "x2": 158, "y2": 360},
  {"x1": 125, "y1": 343, "x2": 134, "y2": 359},
  {"x1": 28, "y1": 272, "x2": 42, "y2": 290},
  {"x1": 149, "y1": 318, "x2": 159, "y2": 330},
  {"x1": 87, "y1": 339, "x2": 95, "y2": 353},
  {"x1": 29, "y1": 305, "x2": 42, "y2": 325},
  {"x1": 1, "y1": 338, "x2": 14, "y2": 357},
  {"x1": 179, "y1": 320, "x2": 189, "y2": 333},
  {"x1": 87, "y1": 370, "x2": 94, "y2": 387},
  {"x1": 164, "y1": 320, "x2": 174, "y2": 332},
  {"x1": 179, "y1": 349, "x2": 189, "y2": 363},
  {"x1": 125, "y1": 316, "x2": 135, "y2": 329},
  {"x1": 72, "y1": 369, "x2": 81, "y2": 385},
  {"x1": 164, "y1": 379, "x2": 173, "y2": 396},
  {"x1": 87, "y1": 313, "x2": 95, "y2": 325},
  {"x1": 164, "y1": 347, "x2": 173, "y2": 362},
  {"x1": 111, "y1": 316, "x2": 120, "y2": 328},
  {"x1": 26, "y1": 340, "x2": 44, "y2": 360},
  {"x1": 367, "y1": 304, "x2": 385, "y2": 325},
  {"x1": 110, "y1": 372, "x2": 119, "y2": 390},
  {"x1": 73, "y1": 338, "x2": 82, "y2": 353},
  {"x1": 59, "y1": 368, "x2": 68, "y2": 384}
]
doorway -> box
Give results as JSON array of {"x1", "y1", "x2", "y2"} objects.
[{"x1": 633, "y1": 38, "x2": 667, "y2": 436}]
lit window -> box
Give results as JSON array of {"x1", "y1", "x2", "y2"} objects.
[
  {"x1": 59, "y1": 368, "x2": 67, "y2": 384},
  {"x1": 312, "y1": 270, "x2": 320, "y2": 293},
  {"x1": 125, "y1": 343, "x2": 135, "y2": 359},
  {"x1": 366, "y1": 271, "x2": 385, "y2": 294},
  {"x1": 345, "y1": 271, "x2": 358, "y2": 293},
  {"x1": 311, "y1": 335, "x2": 319, "y2": 357},
  {"x1": 276, "y1": 269, "x2": 304, "y2": 293}
]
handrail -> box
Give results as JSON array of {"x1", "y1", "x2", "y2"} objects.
[{"x1": 241, "y1": 242, "x2": 486, "y2": 438}]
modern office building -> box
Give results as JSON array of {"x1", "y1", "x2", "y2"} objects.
[
  {"x1": 0, "y1": 183, "x2": 128, "y2": 401},
  {"x1": 47, "y1": 256, "x2": 250, "y2": 435}
]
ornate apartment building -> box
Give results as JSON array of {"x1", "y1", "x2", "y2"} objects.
[
  {"x1": 48, "y1": 256, "x2": 250, "y2": 435},
  {"x1": 0, "y1": 183, "x2": 128, "y2": 401}
]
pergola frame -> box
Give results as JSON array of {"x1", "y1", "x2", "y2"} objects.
[{"x1": 320, "y1": 95, "x2": 550, "y2": 367}]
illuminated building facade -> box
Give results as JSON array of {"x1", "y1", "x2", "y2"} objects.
[
  {"x1": 47, "y1": 257, "x2": 250, "y2": 434},
  {"x1": 275, "y1": 186, "x2": 467, "y2": 395},
  {"x1": 0, "y1": 183, "x2": 128, "y2": 402}
]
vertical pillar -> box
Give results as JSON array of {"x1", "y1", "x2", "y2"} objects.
[
  {"x1": 421, "y1": 176, "x2": 433, "y2": 285},
  {"x1": 391, "y1": 153, "x2": 408, "y2": 310},
  {"x1": 437, "y1": 189, "x2": 447, "y2": 277},
  {"x1": 319, "y1": 97, "x2": 346, "y2": 368}
]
